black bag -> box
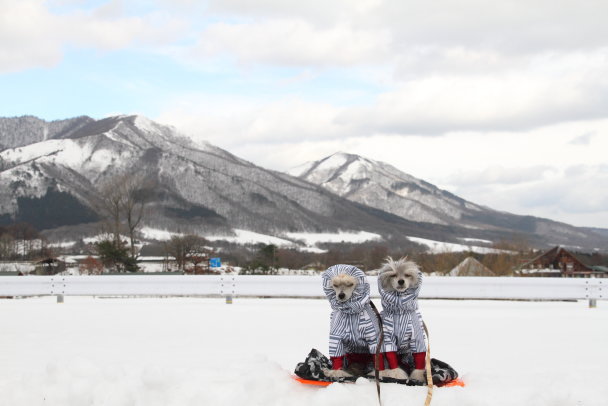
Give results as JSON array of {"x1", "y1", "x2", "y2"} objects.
[{"x1": 294, "y1": 349, "x2": 357, "y2": 382}]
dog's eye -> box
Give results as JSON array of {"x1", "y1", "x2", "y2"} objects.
[{"x1": 346, "y1": 282, "x2": 353, "y2": 287}]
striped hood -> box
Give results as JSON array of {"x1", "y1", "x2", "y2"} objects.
[
  {"x1": 322, "y1": 264, "x2": 370, "y2": 315},
  {"x1": 378, "y1": 270, "x2": 422, "y2": 315}
]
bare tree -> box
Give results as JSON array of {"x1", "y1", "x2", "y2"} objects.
[
  {"x1": 98, "y1": 180, "x2": 125, "y2": 248},
  {"x1": 0, "y1": 233, "x2": 14, "y2": 259},
  {"x1": 7, "y1": 222, "x2": 39, "y2": 259},
  {"x1": 97, "y1": 173, "x2": 153, "y2": 259},
  {"x1": 121, "y1": 178, "x2": 151, "y2": 259},
  {"x1": 165, "y1": 235, "x2": 208, "y2": 271}
]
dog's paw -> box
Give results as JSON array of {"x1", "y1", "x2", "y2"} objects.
[
  {"x1": 379, "y1": 368, "x2": 408, "y2": 380},
  {"x1": 322, "y1": 368, "x2": 354, "y2": 378},
  {"x1": 409, "y1": 368, "x2": 426, "y2": 383}
]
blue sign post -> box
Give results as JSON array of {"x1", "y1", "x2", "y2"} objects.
[{"x1": 209, "y1": 257, "x2": 221, "y2": 268}]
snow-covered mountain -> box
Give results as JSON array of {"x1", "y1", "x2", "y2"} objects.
[
  {"x1": 0, "y1": 115, "x2": 424, "y2": 243},
  {"x1": 290, "y1": 152, "x2": 604, "y2": 246},
  {"x1": 290, "y1": 152, "x2": 484, "y2": 226},
  {"x1": 1, "y1": 116, "x2": 606, "y2": 251}
]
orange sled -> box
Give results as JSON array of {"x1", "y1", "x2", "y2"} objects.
[{"x1": 294, "y1": 376, "x2": 465, "y2": 388}]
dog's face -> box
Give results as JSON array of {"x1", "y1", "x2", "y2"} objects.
[
  {"x1": 379, "y1": 259, "x2": 420, "y2": 293},
  {"x1": 331, "y1": 274, "x2": 358, "y2": 302}
]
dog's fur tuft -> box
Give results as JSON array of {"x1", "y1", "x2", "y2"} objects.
[{"x1": 378, "y1": 256, "x2": 421, "y2": 293}]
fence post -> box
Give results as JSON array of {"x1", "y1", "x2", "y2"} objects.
[
  {"x1": 220, "y1": 275, "x2": 236, "y2": 304},
  {"x1": 50, "y1": 276, "x2": 66, "y2": 304}
]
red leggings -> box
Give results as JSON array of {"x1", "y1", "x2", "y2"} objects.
[{"x1": 331, "y1": 352, "x2": 425, "y2": 370}]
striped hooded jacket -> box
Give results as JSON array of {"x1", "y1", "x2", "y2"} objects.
[
  {"x1": 322, "y1": 264, "x2": 381, "y2": 358},
  {"x1": 379, "y1": 270, "x2": 427, "y2": 354}
]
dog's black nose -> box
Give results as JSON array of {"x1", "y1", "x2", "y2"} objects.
[
  {"x1": 338, "y1": 292, "x2": 345, "y2": 299},
  {"x1": 398, "y1": 279, "x2": 404, "y2": 285}
]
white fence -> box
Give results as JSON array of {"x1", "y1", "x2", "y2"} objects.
[{"x1": 0, "y1": 275, "x2": 604, "y2": 301}]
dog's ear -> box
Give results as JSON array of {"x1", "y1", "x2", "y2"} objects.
[
  {"x1": 410, "y1": 269, "x2": 420, "y2": 288},
  {"x1": 378, "y1": 267, "x2": 393, "y2": 292}
]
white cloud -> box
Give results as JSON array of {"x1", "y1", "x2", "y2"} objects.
[
  {"x1": 200, "y1": 0, "x2": 608, "y2": 61},
  {"x1": 157, "y1": 49, "x2": 608, "y2": 148},
  {"x1": 452, "y1": 164, "x2": 608, "y2": 228},
  {"x1": 156, "y1": 95, "x2": 352, "y2": 146},
  {"x1": 0, "y1": 0, "x2": 187, "y2": 73},
  {"x1": 569, "y1": 132, "x2": 595, "y2": 145},
  {"x1": 447, "y1": 165, "x2": 556, "y2": 186},
  {"x1": 206, "y1": 0, "x2": 380, "y2": 26},
  {"x1": 192, "y1": 20, "x2": 391, "y2": 67},
  {"x1": 342, "y1": 50, "x2": 608, "y2": 134}
]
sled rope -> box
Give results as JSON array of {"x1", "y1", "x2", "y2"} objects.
[
  {"x1": 422, "y1": 321, "x2": 433, "y2": 406},
  {"x1": 369, "y1": 300, "x2": 383, "y2": 406}
]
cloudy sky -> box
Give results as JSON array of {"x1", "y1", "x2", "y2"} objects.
[{"x1": 1, "y1": 0, "x2": 607, "y2": 229}]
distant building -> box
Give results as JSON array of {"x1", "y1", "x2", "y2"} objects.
[
  {"x1": 301, "y1": 262, "x2": 325, "y2": 272},
  {"x1": 518, "y1": 246, "x2": 608, "y2": 278},
  {"x1": 34, "y1": 257, "x2": 66, "y2": 275},
  {"x1": 449, "y1": 256, "x2": 496, "y2": 276},
  {"x1": 137, "y1": 256, "x2": 176, "y2": 273}
]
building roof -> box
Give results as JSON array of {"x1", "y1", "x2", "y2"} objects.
[
  {"x1": 449, "y1": 256, "x2": 495, "y2": 276},
  {"x1": 591, "y1": 265, "x2": 608, "y2": 273},
  {"x1": 35, "y1": 257, "x2": 65, "y2": 265},
  {"x1": 521, "y1": 246, "x2": 608, "y2": 274}
]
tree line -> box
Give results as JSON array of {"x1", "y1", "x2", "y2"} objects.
[
  {"x1": 0, "y1": 222, "x2": 52, "y2": 260},
  {"x1": 219, "y1": 239, "x2": 536, "y2": 275}
]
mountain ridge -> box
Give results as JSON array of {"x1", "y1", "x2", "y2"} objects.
[
  {"x1": 291, "y1": 152, "x2": 603, "y2": 247},
  {"x1": 1, "y1": 115, "x2": 607, "y2": 252}
]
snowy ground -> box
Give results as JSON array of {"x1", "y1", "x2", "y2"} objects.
[{"x1": 0, "y1": 297, "x2": 606, "y2": 406}]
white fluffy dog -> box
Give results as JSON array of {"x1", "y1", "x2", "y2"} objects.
[
  {"x1": 377, "y1": 257, "x2": 427, "y2": 382},
  {"x1": 321, "y1": 264, "x2": 381, "y2": 378}
]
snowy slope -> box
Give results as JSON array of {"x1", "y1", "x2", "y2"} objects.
[
  {"x1": 0, "y1": 296, "x2": 605, "y2": 406},
  {"x1": 290, "y1": 152, "x2": 478, "y2": 225}
]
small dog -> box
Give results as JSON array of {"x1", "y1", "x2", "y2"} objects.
[
  {"x1": 377, "y1": 257, "x2": 427, "y2": 382},
  {"x1": 321, "y1": 264, "x2": 381, "y2": 379}
]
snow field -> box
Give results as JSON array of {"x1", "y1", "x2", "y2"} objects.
[
  {"x1": 406, "y1": 236, "x2": 508, "y2": 254},
  {"x1": 0, "y1": 297, "x2": 606, "y2": 405},
  {"x1": 284, "y1": 231, "x2": 381, "y2": 246}
]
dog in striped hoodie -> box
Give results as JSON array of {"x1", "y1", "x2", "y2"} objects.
[
  {"x1": 377, "y1": 257, "x2": 427, "y2": 382},
  {"x1": 321, "y1": 264, "x2": 381, "y2": 378}
]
